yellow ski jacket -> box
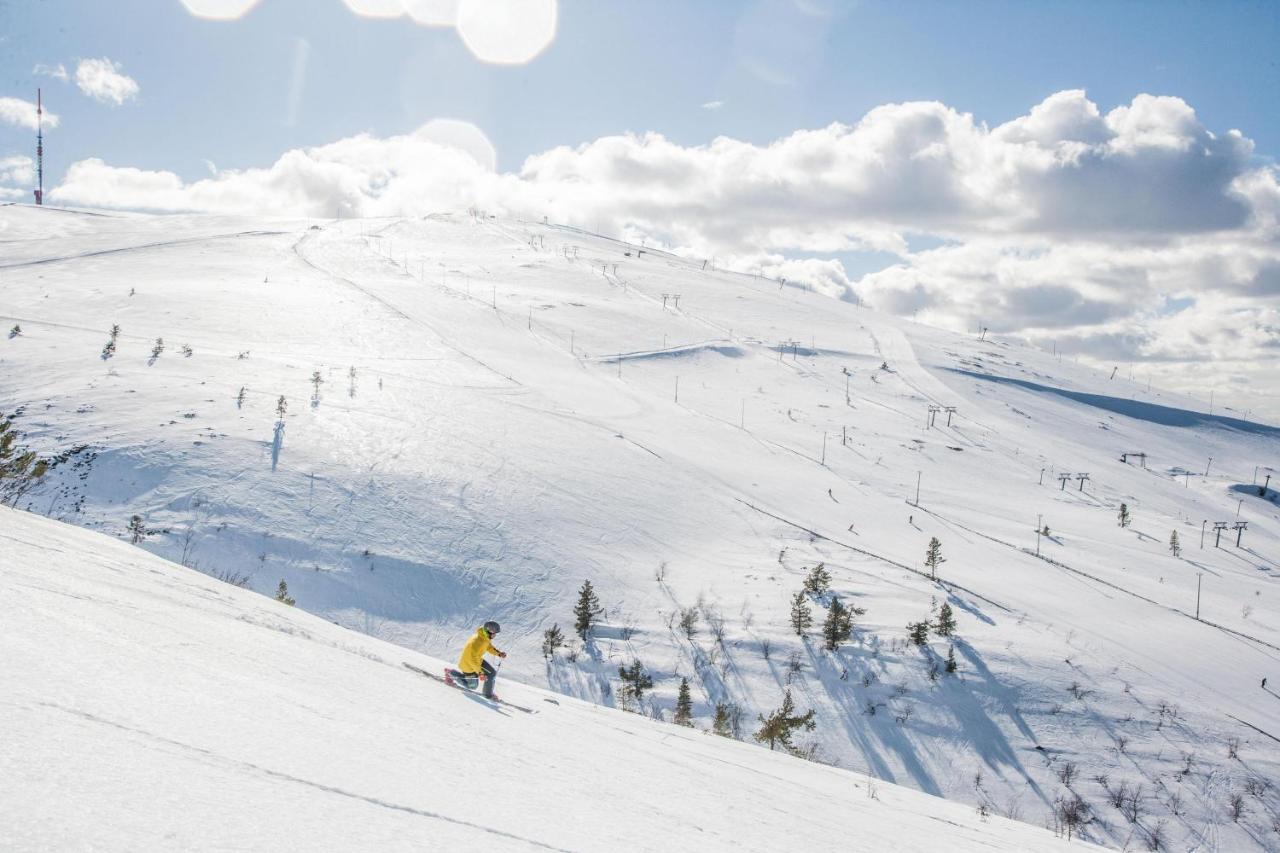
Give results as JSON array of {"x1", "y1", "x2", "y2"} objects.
[{"x1": 458, "y1": 626, "x2": 502, "y2": 673}]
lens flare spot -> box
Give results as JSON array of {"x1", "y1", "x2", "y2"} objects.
[
  {"x1": 341, "y1": 0, "x2": 405, "y2": 18},
  {"x1": 456, "y1": 0, "x2": 557, "y2": 65},
  {"x1": 401, "y1": 0, "x2": 458, "y2": 27},
  {"x1": 415, "y1": 119, "x2": 497, "y2": 172},
  {"x1": 179, "y1": 0, "x2": 261, "y2": 20}
]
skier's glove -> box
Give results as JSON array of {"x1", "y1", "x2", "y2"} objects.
[{"x1": 498, "y1": 651, "x2": 508, "y2": 658}]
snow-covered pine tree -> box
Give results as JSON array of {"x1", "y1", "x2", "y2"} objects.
[
  {"x1": 1169, "y1": 530, "x2": 1181, "y2": 557},
  {"x1": 935, "y1": 602, "x2": 956, "y2": 637},
  {"x1": 127, "y1": 514, "x2": 147, "y2": 544},
  {"x1": 754, "y1": 690, "x2": 816, "y2": 752},
  {"x1": 236, "y1": 387, "x2": 246, "y2": 408},
  {"x1": 674, "y1": 677, "x2": 694, "y2": 727},
  {"x1": 789, "y1": 590, "x2": 812, "y2": 635},
  {"x1": 151, "y1": 338, "x2": 164, "y2": 359},
  {"x1": 802, "y1": 562, "x2": 832, "y2": 596},
  {"x1": 712, "y1": 703, "x2": 733, "y2": 737},
  {"x1": 907, "y1": 620, "x2": 930, "y2": 647},
  {"x1": 276, "y1": 395, "x2": 287, "y2": 419},
  {"x1": 310, "y1": 370, "x2": 324, "y2": 395},
  {"x1": 822, "y1": 596, "x2": 857, "y2": 651},
  {"x1": 275, "y1": 580, "x2": 295, "y2": 606},
  {"x1": 945, "y1": 644, "x2": 958, "y2": 674},
  {"x1": 925, "y1": 537, "x2": 945, "y2": 580},
  {"x1": 1118, "y1": 503, "x2": 1131, "y2": 527},
  {"x1": 541, "y1": 624, "x2": 565, "y2": 659},
  {"x1": 574, "y1": 579, "x2": 603, "y2": 639}
]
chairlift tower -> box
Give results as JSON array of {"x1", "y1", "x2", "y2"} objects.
[
  {"x1": 1233, "y1": 521, "x2": 1248, "y2": 547},
  {"x1": 1212, "y1": 522, "x2": 1229, "y2": 548}
]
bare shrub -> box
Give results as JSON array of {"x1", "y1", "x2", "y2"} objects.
[
  {"x1": 1228, "y1": 791, "x2": 1247, "y2": 822},
  {"x1": 1143, "y1": 819, "x2": 1167, "y2": 851},
  {"x1": 1244, "y1": 776, "x2": 1271, "y2": 798},
  {"x1": 1121, "y1": 783, "x2": 1144, "y2": 823},
  {"x1": 1054, "y1": 792, "x2": 1092, "y2": 840},
  {"x1": 1227, "y1": 737, "x2": 1240, "y2": 759},
  {"x1": 212, "y1": 567, "x2": 252, "y2": 588},
  {"x1": 759, "y1": 638, "x2": 772, "y2": 660},
  {"x1": 679, "y1": 607, "x2": 698, "y2": 638},
  {"x1": 1057, "y1": 761, "x2": 1079, "y2": 787}
]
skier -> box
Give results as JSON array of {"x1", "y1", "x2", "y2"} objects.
[{"x1": 446, "y1": 621, "x2": 507, "y2": 699}]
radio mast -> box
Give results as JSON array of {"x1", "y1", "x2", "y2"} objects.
[{"x1": 34, "y1": 88, "x2": 44, "y2": 205}]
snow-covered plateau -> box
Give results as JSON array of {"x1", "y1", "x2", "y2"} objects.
[{"x1": 2, "y1": 203, "x2": 1277, "y2": 850}]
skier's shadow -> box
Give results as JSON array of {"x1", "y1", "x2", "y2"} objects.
[{"x1": 454, "y1": 688, "x2": 510, "y2": 716}]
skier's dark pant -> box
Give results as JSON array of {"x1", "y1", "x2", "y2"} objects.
[{"x1": 449, "y1": 659, "x2": 496, "y2": 698}]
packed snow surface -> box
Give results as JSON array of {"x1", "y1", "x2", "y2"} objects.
[
  {"x1": 2, "y1": 203, "x2": 1279, "y2": 849},
  {"x1": 0, "y1": 507, "x2": 1079, "y2": 851}
]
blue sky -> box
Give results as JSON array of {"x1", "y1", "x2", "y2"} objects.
[{"x1": 1, "y1": 0, "x2": 1277, "y2": 179}]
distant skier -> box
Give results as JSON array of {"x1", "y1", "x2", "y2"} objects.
[
  {"x1": 1264, "y1": 677, "x2": 1269, "y2": 689},
  {"x1": 446, "y1": 621, "x2": 507, "y2": 699}
]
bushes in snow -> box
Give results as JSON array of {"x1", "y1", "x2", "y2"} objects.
[{"x1": 275, "y1": 580, "x2": 296, "y2": 606}]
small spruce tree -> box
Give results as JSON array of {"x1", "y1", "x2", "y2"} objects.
[
  {"x1": 127, "y1": 514, "x2": 148, "y2": 544},
  {"x1": 925, "y1": 537, "x2": 945, "y2": 580},
  {"x1": 151, "y1": 338, "x2": 165, "y2": 359},
  {"x1": 945, "y1": 644, "x2": 958, "y2": 674},
  {"x1": 9, "y1": 324, "x2": 21, "y2": 337},
  {"x1": 907, "y1": 620, "x2": 930, "y2": 647},
  {"x1": 712, "y1": 703, "x2": 734, "y2": 738},
  {"x1": 674, "y1": 677, "x2": 694, "y2": 727},
  {"x1": 1118, "y1": 503, "x2": 1131, "y2": 528},
  {"x1": 802, "y1": 562, "x2": 832, "y2": 596},
  {"x1": 275, "y1": 580, "x2": 296, "y2": 606},
  {"x1": 236, "y1": 387, "x2": 247, "y2": 408},
  {"x1": 276, "y1": 395, "x2": 288, "y2": 419},
  {"x1": 935, "y1": 602, "x2": 957, "y2": 637},
  {"x1": 618, "y1": 660, "x2": 653, "y2": 702},
  {"x1": 573, "y1": 579, "x2": 603, "y2": 639},
  {"x1": 541, "y1": 624, "x2": 565, "y2": 659},
  {"x1": 754, "y1": 690, "x2": 816, "y2": 752},
  {"x1": 1169, "y1": 530, "x2": 1181, "y2": 557},
  {"x1": 790, "y1": 590, "x2": 813, "y2": 635},
  {"x1": 310, "y1": 370, "x2": 324, "y2": 395},
  {"x1": 822, "y1": 595, "x2": 859, "y2": 651}
]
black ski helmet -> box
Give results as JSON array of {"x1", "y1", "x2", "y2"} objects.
[{"x1": 484, "y1": 620, "x2": 501, "y2": 636}]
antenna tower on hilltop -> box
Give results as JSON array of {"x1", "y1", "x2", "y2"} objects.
[{"x1": 34, "y1": 89, "x2": 44, "y2": 205}]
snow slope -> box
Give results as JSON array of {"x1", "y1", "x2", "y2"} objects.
[
  {"x1": 0, "y1": 506, "x2": 1080, "y2": 851},
  {"x1": 2, "y1": 202, "x2": 1279, "y2": 849}
]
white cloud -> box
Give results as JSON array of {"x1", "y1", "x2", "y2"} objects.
[
  {"x1": 47, "y1": 90, "x2": 1280, "y2": 417},
  {"x1": 701, "y1": 100, "x2": 724, "y2": 111},
  {"x1": 74, "y1": 58, "x2": 140, "y2": 106},
  {"x1": 33, "y1": 63, "x2": 69, "y2": 81},
  {"x1": 0, "y1": 155, "x2": 35, "y2": 186},
  {"x1": 0, "y1": 97, "x2": 59, "y2": 130}
]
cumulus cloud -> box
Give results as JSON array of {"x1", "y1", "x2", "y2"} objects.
[
  {"x1": 0, "y1": 155, "x2": 36, "y2": 186},
  {"x1": 47, "y1": 89, "x2": 1280, "y2": 417},
  {"x1": 74, "y1": 58, "x2": 140, "y2": 106},
  {"x1": 0, "y1": 97, "x2": 59, "y2": 130}
]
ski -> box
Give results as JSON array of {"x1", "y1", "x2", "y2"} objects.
[{"x1": 402, "y1": 662, "x2": 537, "y2": 714}]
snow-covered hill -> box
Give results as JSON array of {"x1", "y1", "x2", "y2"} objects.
[
  {"x1": 0, "y1": 506, "x2": 1079, "y2": 851},
  {"x1": 2, "y1": 202, "x2": 1279, "y2": 849}
]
